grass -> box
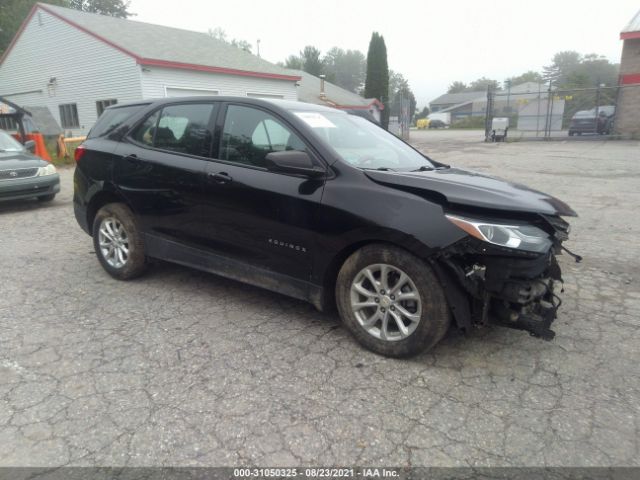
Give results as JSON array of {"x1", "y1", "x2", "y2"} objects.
[{"x1": 44, "y1": 137, "x2": 78, "y2": 167}]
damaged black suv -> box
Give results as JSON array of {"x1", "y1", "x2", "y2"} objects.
[{"x1": 74, "y1": 97, "x2": 577, "y2": 357}]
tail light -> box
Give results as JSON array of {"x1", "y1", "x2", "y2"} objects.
[{"x1": 74, "y1": 144, "x2": 87, "y2": 163}]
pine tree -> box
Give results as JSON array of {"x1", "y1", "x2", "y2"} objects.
[{"x1": 364, "y1": 32, "x2": 389, "y2": 129}]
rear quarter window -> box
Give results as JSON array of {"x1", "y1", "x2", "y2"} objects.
[{"x1": 88, "y1": 105, "x2": 147, "y2": 138}]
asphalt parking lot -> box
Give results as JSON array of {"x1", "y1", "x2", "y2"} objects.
[{"x1": 1, "y1": 131, "x2": 639, "y2": 467}]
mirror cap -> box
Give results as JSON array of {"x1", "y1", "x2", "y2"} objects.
[
  {"x1": 24, "y1": 139, "x2": 36, "y2": 153},
  {"x1": 265, "y1": 150, "x2": 325, "y2": 178}
]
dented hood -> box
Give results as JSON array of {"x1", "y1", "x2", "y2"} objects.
[{"x1": 364, "y1": 167, "x2": 577, "y2": 217}]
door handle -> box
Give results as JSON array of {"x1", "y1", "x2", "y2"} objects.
[
  {"x1": 209, "y1": 172, "x2": 233, "y2": 184},
  {"x1": 124, "y1": 154, "x2": 140, "y2": 163}
]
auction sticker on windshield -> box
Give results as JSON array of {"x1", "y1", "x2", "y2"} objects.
[{"x1": 295, "y1": 112, "x2": 337, "y2": 128}]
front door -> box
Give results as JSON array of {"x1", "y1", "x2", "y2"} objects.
[
  {"x1": 114, "y1": 101, "x2": 218, "y2": 247},
  {"x1": 200, "y1": 103, "x2": 326, "y2": 283}
]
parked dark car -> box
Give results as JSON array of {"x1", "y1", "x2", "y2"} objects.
[
  {"x1": 428, "y1": 119, "x2": 448, "y2": 129},
  {"x1": 74, "y1": 97, "x2": 577, "y2": 357},
  {"x1": 568, "y1": 106, "x2": 615, "y2": 136},
  {"x1": 0, "y1": 130, "x2": 59, "y2": 202}
]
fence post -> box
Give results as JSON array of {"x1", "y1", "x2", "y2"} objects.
[
  {"x1": 484, "y1": 85, "x2": 494, "y2": 142},
  {"x1": 544, "y1": 80, "x2": 553, "y2": 138},
  {"x1": 594, "y1": 83, "x2": 601, "y2": 133}
]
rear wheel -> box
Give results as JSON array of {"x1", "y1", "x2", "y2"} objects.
[
  {"x1": 336, "y1": 244, "x2": 450, "y2": 358},
  {"x1": 92, "y1": 203, "x2": 147, "y2": 280}
]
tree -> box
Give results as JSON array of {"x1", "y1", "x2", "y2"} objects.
[
  {"x1": 388, "y1": 70, "x2": 416, "y2": 120},
  {"x1": 283, "y1": 55, "x2": 303, "y2": 70},
  {"x1": 0, "y1": 0, "x2": 68, "y2": 56},
  {"x1": 69, "y1": 0, "x2": 132, "y2": 17},
  {"x1": 207, "y1": 27, "x2": 253, "y2": 54},
  {"x1": 543, "y1": 50, "x2": 618, "y2": 88},
  {"x1": 468, "y1": 77, "x2": 499, "y2": 92},
  {"x1": 414, "y1": 106, "x2": 430, "y2": 123},
  {"x1": 447, "y1": 81, "x2": 468, "y2": 93},
  {"x1": 300, "y1": 46, "x2": 323, "y2": 76},
  {"x1": 230, "y1": 39, "x2": 252, "y2": 54},
  {"x1": 504, "y1": 70, "x2": 543, "y2": 88},
  {"x1": 207, "y1": 27, "x2": 227, "y2": 42},
  {"x1": 364, "y1": 32, "x2": 390, "y2": 129},
  {"x1": 543, "y1": 50, "x2": 582, "y2": 86},
  {"x1": 322, "y1": 47, "x2": 366, "y2": 93}
]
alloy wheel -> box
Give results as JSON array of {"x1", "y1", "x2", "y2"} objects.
[
  {"x1": 98, "y1": 217, "x2": 130, "y2": 269},
  {"x1": 350, "y1": 263, "x2": 422, "y2": 341}
]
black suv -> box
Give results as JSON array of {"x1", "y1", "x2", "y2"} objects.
[
  {"x1": 568, "y1": 106, "x2": 615, "y2": 136},
  {"x1": 74, "y1": 97, "x2": 576, "y2": 357}
]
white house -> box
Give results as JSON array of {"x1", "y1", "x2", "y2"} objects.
[
  {"x1": 291, "y1": 70, "x2": 383, "y2": 124},
  {"x1": 0, "y1": 3, "x2": 300, "y2": 136}
]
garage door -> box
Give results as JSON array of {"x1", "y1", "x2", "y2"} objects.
[{"x1": 165, "y1": 87, "x2": 219, "y2": 98}]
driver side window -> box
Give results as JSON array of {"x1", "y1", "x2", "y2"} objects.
[{"x1": 221, "y1": 105, "x2": 306, "y2": 168}]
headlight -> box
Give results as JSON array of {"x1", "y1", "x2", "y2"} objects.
[
  {"x1": 446, "y1": 214, "x2": 552, "y2": 253},
  {"x1": 37, "y1": 164, "x2": 57, "y2": 176}
]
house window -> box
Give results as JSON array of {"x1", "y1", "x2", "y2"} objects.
[
  {"x1": 0, "y1": 117, "x2": 18, "y2": 131},
  {"x1": 59, "y1": 103, "x2": 79, "y2": 129},
  {"x1": 96, "y1": 99, "x2": 118, "y2": 117}
]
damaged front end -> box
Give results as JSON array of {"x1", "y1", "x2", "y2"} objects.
[{"x1": 433, "y1": 213, "x2": 578, "y2": 340}]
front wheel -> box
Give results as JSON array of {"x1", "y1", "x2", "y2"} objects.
[
  {"x1": 92, "y1": 203, "x2": 147, "y2": 280},
  {"x1": 336, "y1": 244, "x2": 451, "y2": 358}
]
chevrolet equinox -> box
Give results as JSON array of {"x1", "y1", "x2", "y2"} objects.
[{"x1": 73, "y1": 97, "x2": 577, "y2": 358}]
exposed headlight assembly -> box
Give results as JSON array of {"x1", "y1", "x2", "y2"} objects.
[
  {"x1": 446, "y1": 214, "x2": 552, "y2": 253},
  {"x1": 37, "y1": 164, "x2": 57, "y2": 176}
]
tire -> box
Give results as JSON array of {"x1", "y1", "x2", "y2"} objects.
[
  {"x1": 568, "y1": 131, "x2": 574, "y2": 137},
  {"x1": 37, "y1": 194, "x2": 55, "y2": 202},
  {"x1": 92, "y1": 202, "x2": 147, "y2": 280},
  {"x1": 336, "y1": 244, "x2": 451, "y2": 358}
]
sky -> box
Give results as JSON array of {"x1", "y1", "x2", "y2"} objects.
[{"x1": 128, "y1": 0, "x2": 638, "y2": 107}]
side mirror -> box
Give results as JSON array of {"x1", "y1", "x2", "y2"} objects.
[
  {"x1": 265, "y1": 150, "x2": 325, "y2": 178},
  {"x1": 24, "y1": 139, "x2": 36, "y2": 153}
]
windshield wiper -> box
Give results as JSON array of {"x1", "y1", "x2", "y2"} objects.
[
  {"x1": 362, "y1": 167, "x2": 396, "y2": 171},
  {"x1": 411, "y1": 165, "x2": 435, "y2": 172}
]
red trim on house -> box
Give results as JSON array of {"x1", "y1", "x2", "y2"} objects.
[
  {"x1": 138, "y1": 59, "x2": 301, "y2": 81},
  {"x1": 621, "y1": 31, "x2": 640, "y2": 40},
  {"x1": 621, "y1": 73, "x2": 640, "y2": 85},
  {"x1": 2, "y1": 3, "x2": 301, "y2": 82}
]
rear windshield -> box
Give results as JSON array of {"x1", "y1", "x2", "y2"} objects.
[{"x1": 88, "y1": 105, "x2": 147, "y2": 138}]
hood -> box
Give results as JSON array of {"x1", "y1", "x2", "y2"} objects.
[
  {"x1": 0, "y1": 151, "x2": 48, "y2": 170},
  {"x1": 364, "y1": 167, "x2": 577, "y2": 217}
]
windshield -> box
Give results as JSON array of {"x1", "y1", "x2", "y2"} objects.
[
  {"x1": 0, "y1": 130, "x2": 25, "y2": 152},
  {"x1": 88, "y1": 104, "x2": 147, "y2": 138},
  {"x1": 294, "y1": 111, "x2": 434, "y2": 171}
]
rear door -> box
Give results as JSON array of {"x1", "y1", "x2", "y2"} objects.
[
  {"x1": 113, "y1": 101, "x2": 218, "y2": 247},
  {"x1": 199, "y1": 103, "x2": 327, "y2": 282}
]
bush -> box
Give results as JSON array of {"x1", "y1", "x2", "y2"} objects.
[{"x1": 450, "y1": 116, "x2": 485, "y2": 129}]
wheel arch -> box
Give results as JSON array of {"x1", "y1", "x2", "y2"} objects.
[
  {"x1": 86, "y1": 189, "x2": 130, "y2": 236},
  {"x1": 317, "y1": 234, "x2": 431, "y2": 312},
  {"x1": 318, "y1": 237, "x2": 472, "y2": 332}
]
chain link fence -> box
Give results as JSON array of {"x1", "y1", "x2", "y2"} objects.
[{"x1": 484, "y1": 84, "x2": 640, "y2": 141}]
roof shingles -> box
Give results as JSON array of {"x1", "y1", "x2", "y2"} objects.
[{"x1": 35, "y1": 3, "x2": 299, "y2": 80}]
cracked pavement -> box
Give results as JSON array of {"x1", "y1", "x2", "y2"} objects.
[{"x1": 0, "y1": 132, "x2": 639, "y2": 467}]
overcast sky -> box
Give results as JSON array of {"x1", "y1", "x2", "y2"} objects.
[{"x1": 129, "y1": 0, "x2": 638, "y2": 107}]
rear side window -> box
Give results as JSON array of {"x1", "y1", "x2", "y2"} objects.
[
  {"x1": 130, "y1": 103, "x2": 216, "y2": 157},
  {"x1": 89, "y1": 105, "x2": 145, "y2": 138},
  {"x1": 131, "y1": 110, "x2": 160, "y2": 146}
]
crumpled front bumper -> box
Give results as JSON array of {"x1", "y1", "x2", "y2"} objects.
[{"x1": 434, "y1": 239, "x2": 567, "y2": 341}]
